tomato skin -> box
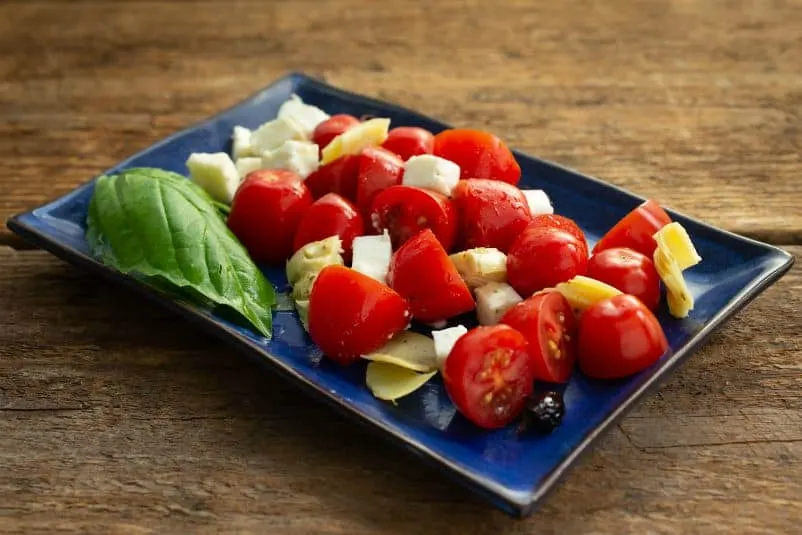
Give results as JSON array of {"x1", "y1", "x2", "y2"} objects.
[
  {"x1": 443, "y1": 325, "x2": 534, "y2": 429},
  {"x1": 500, "y1": 291, "x2": 577, "y2": 383},
  {"x1": 292, "y1": 193, "x2": 364, "y2": 261},
  {"x1": 309, "y1": 265, "x2": 410, "y2": 365},
  {"x1": 529, "y1": 214, "x2": 587, "y2": 256},
  {"x1": 304, "y1": 154, "x2": 361, "y2": 202},
  {"x1": 452, "y1": 179, "x2": 532, "y2": 252},
  {"x1": 433, "y1": 129, "x2": 521, "y2": 185},
  {"x1": 381, "y1": 126, "x2": 435, "y2": 161},
  {"x1": 593, "y1": 200, "x2": 671, "y2": 257},
  {"x1": 355, "y1": 147, "x2": 404, "y2": 217},
  {"x1": 586, "y1": 247, "x2": 661, "y2": 310},
  {"x1": 369, "y1": 185, "x2": 457, "y2": 250},
  {"x1": 578, "y1": 294, "x2": 668, "y2": 379},
  {"x1": 228, "y1": 169, "x2": 313, "y2": 265},
  {"x1": 387, "y1": 229, "x2": 474, "y2": 322},
  {"x1": 312, "y1": 114, "x2": 360, "y2": 153},
  {"x1": 507, "y1": 226, "x2": 589, "y2": 297}
]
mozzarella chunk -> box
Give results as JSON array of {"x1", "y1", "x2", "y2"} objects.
[
  {"x1": 402, "y1": 155, "x2": 461, "y2": 196},
  {"x1": 186, "y1": 152, "x2": 240, "y2": 204},
  {"x1": 277, "y1": 94, "x2": 330, "y2": 138},
  {"x1": 261, "y1": 140, "x2": 320, "y2": 179},
  {"x1": 475, "y1": 282, "x2": 522, "y2": 326},
  {"x1": 235, "y1": 157, "x2": 263, "y2": 179},
  {"x1": 321, "y1": 118, "x2": 390, "y2": 165},
  {"x1": 449, "y1": 247, "x2": 507, "y2": 289},
  {"x1": 231, "y1": 126, "x2": 255, "y2": 159},
  {"x1": 432, "y1": 325, "x2": 468, "y2": 367},
  {"x1": 522, "y1": 189, "x2": 553, "y2": 215},
  {"x1": 351, "y1": 231, "x2": 392, "y2": 283},
  {"x1": 250, "y1": 116, "x2": 307, "y2": 154}
]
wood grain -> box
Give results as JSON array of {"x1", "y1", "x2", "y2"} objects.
[{"x1": 2, "y1": 0, "x2": 802, "y2": 244}]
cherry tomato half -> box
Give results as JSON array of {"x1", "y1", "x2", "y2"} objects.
[
  {"x1": 312, "y1": 114, "x2": 360, "y2": 154},
  {"x1": 387, "y1": 229, "x2": 474, "y2": 323},
  {"x1": 309, "y1": 265, "x2": 410, "y2": 365},
  {"x1": 501, "y1": 291, "x2": 577, "y2": 383},
  {"x1": 304, "y1": 154, "x2": 361, "y2": 202},
  {"x1": 452, "y1": 179, "x2": 532, "y2": 252},
  {"x1": 355, "y1": 146, "x2": 404, "y2": 217},
  {"x1": 529, "y1": 214, "x2": 588, "y2": 257},
  {"x1": 369, "y1": 185, "x2": 457, "y2": 250},
  {"x1": 593, "y1": 200, "x2": 671, "y2": 257},
  {"x1": 433, "y1": 128, "x2": 521, "y2": 185},
  {"x1": 507, "y1": 226, "x2": 589, "y2": 297},
  {"x1": 228, "y1": 169, "x2": 313, "y2": 265},
  {"x1": 578, "y1": 294, "x2": 668, "y2": 379},
  {"x1": 586, "y1": 247, "x2": 661, "y2": 310},
  {"x1": 443, "y1": 325, "x2": 534, "y2": 429},
  {"x1": 293, "y1": 193, "x2": 364, "y2": 262},
  {"x1": 381, "y1": 126, "x2": 435, "y2": 161}
]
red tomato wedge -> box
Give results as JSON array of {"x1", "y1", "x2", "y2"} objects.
[
  {"x1": 304, "y1": 154, "x2": 361, "y2": 201},
  {"x1": 586, "y1": 247, "x2": 661, "y2": 310},
  {"x1": 293, "y1": 193, "x2": 364, "y2": 261},
  {"x1": 578, "y1": 294, "x2": 668, "y2": 379},
  {"x1": 443, "y1": 325, "x2": 534, "y2": 429},
  {"x1": 355, "y1": 147, "x2": 404, "y2": 216},
  {"x1": 308, "y1": 265, "x2": 410, "y2": 365},
  {"x1": 507, "y1": 226, "x2": 589, "y2": 296},
  {"x1": 312, "y1": 114, "x2": 360, "y2": 154},
  {"x1": 501, "y1": 291, "x2": 577, "y2": 383},
  {"x1": 369, "y1": 185, "x2": 457, "y2": 250},
  {"x1": 452, "y1": 179, "x2": 532, "y2": 252},
  {"x1": 228, "y1": 169, "x2": 313, "y2": 265},
  {"x1": 593, "y1": 200, "x2": 671, "y2": 257},
  {"x1": 387, "y1": 229, "x2": 474, "y2": 322},
  {"x1": 433, "y1": 129, "x2": 521, "y2": 185},
  {"x1": 381, "y1": 126, "x2": 435, "y2": 161}
]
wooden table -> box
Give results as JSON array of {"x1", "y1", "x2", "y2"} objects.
[{"x1": 2, "y1": 1, "x2": 801, "y2": 533}]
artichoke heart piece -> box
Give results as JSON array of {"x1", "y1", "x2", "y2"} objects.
[
  {"x1": 653, "y1": 222, "x2": 702, "y2": 271},
  {"x1": 449, "y1": 247, "x2": 507, "y2": 289},
  {"x1": 361, "y1": 331, "x2": 438, "y2": 372},
  {"x1": 366, "y1": 361, "x2": 438, "y2": 402},
  {"x1": 555, "y1": 275, "x2": 622, "y2": 313},
  {"x1": 654, "y1": 246, "x2": 694, "y2": 318},
  {"x1": 286, "y1": 235, "x2": 344, "y2": 286},
  {"x1": 321, "y1": 118, "x2": 390, "y2": 165}
]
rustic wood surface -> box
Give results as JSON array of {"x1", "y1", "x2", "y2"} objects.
[{"x1": 1, "y1": 0, "x2": 800, "y2": 533}]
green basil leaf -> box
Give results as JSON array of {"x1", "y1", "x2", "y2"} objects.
[{"x1": 86, "y1": 168, "x2": 275, "y2": 337}]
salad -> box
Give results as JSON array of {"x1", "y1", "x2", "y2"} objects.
[{"x1": 86, "y1": 94, "x2": 702, "y2": 433}]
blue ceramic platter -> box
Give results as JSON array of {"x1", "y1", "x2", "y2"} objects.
[{"x1": 7, "y1": 73, "x2": 794, "y2": 517}]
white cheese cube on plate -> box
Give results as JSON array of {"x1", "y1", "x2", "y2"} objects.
[
  {"x1": 261, "y1": 140, "x2": 320, "y2": 179},
  {"x1": 231, "y1": 126, "x2": 255, "y2": 159},
  {"x1": 277, "y1": 94, "x2": 330, "y2": 138},
  {"x1": 432, "y1": 325, "x2": 468, "y2": 367},
  {"x1": 351, "y1": 231, "x2": 393, "y2": 284},
  {"x1": 475, "y1": 282, "x2": 522, "y2": 326},
  {"x1": 250, "y1": 116, "x2": 307, "y2": 154},
  {"x1": 186, "y1": 152, "x2": 240, "y2": 204},
  {"x1": 402, "y1": 154, "x2": 461, "y2": 197},
  {"x1": 522, "y1": 189, "x2": 553, "y2": 215},
  {"x1": 235, "y1": 157, "x2": 263, "y2": 179}
]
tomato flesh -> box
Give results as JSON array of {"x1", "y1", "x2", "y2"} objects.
[
  {"x1": 443, "y1": 325, "x2": 534, "y2": 429},
  {"x1": 292, "y1": 193, "x2": 364, "y2": 262},
  {"x1": 433, "y1": 128, "x2": 521, "y2": 185},
  {"x1": 586, "y1": 247, "x2": 661, "y2": 310},
  {"x1": 593, "y1": 200, "x2": 671, "y2": 257},
  {"x1": 500, "y1": 291, "x2": 577, "y2": 383},
  {"x1": 452, "y1": 179, "x2": 532, "y2": 252},
  {"x1": 369, "y1": 185, "x2": 457, "y2": 250},
  {"x1": 355, "y1": 147, "x2": 404, "y2": 217},
  {"x1": 578, "y1": 294, "x2": 668, "y2": 379},
  {"x1": 304, "y1": 154, "x2": 361, "y2": 201},
  {"x1": 312, "y1": 114, "x2": 360, "y2": 154},
  {"x1": 381, "y1": 126, "x2": 435, "y2": 161},
  {"x1": 507, "y1": 226, "x2": 589, "y2": 297}
]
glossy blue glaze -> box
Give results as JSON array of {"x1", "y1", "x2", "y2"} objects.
[{"x1": 7, "y1": 73, "x2": 793, "y2": 517}]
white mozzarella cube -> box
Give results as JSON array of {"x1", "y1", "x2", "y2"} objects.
[
  {"x1": 250, "y1": 117, "x2": 307, "y2": 154},
  {"x1": 235, "y1": 157, "x2": 263, "y2": 179},
  {"x1": 523, "y1": 189, "x2": 553, "y2": 215},
  {"x1": 402, "y1": 155, "x2": 461, "y2": 197},
  {"x1": 186, "y1": 152, "x2": 241, "y2": 204},
  {"x1": 351, "y1": 231, "x2": 393, "y2": 284},
  {"x1": 475, "y1": 282, "x2": 522, "y2": 326},
  {"x1": 231, "y1": 126, "x2": 255, "y2": 159},
  {"x1": 432, "y1": 325, "x2": 468, "y2": 367},
  {"x1": 261, "y1": 140, "x2": 320, "y2": 179},
  {"x1": 277, "y1": 94, "x2": 330, "y2": 138}
]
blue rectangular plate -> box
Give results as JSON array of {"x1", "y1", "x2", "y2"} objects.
[{"x1": 7, "y1": 73, "x2": 794, "y2": 517}]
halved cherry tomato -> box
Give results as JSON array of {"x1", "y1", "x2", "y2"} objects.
[
  {"x1": 593, "y1": 200, "x2": 671, "y2": 257},
  {"x1": 500, "y1": 291, "x2": 577, "y2": 383},
  {"x1": 529, "y1": 214, "x2": 587, "y2": 257},
  {"x1": 433, "y1": 129, "x2": 521, "y2": 185},
  {"x1": 228, "y1": 169, "x2": 313, "y2": 265},
  {"x1": 586, "y1": 247, "x2": 661, "y2": 310},
  {"x1": 381, "y1": 126, "x2": 435, "y2": 161},
  {"x1": 578, "y1": 294, "x2": 668, "y2": 379},
  {"x1": 312, "y1": 114, "x2": 360, "y2": 154},
  {"x1": 369, "y1": 185, "x2": 457, "y2": 250},
  {"x1": 304, "y1": 154, "x2": 360, "y2": 201},
  {"x1": 387, "y1": 229, "x2": 474, "y2": 322},
  {"x1": 309, "y1": 265, "x2": 410, "y2": 365},
  {"x1": 507, "y1": 226, "x2": 589, "y2": 296},
  {"x1": 355, "y1": 147, "x2": 404, "y2": 216},
  {"x1": 443, "y1": 325, "x2": 534, "y2": 429},
  {"x1": 452, "y1": 179, "x2": 532, "y2": 252},
  {"x1": 293, "y1": 193, "x2": 364, "y2": 262}
]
